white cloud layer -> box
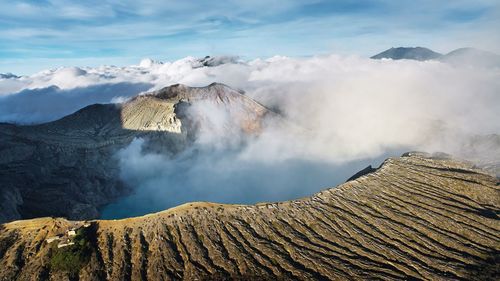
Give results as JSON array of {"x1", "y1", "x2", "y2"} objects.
[
  {"x1": 1, "y1": 53, "x2": 498, "y2": 139},
  {"x1": 1, "y1": 54, "x2": 499, "y2": 158},
  {"x1": 1, "y1": 54, "x2": 499, "y2": 217}
]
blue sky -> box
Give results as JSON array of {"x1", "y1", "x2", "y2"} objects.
[{"x1": 1, "y1": 0, "x2": 499, "y2": 75}]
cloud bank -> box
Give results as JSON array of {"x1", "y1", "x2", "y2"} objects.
[{"x1": 1, "y1": 54, "x2": 499, "y2": 217}]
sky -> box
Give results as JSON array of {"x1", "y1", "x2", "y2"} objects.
[{"x1": 1, "y1": 0, "x2": 500, "y2": 75}]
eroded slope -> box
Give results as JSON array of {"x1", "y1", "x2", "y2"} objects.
[
  {"x1": 0, "y1": 83, "x2": 272, "y2": 223},
  {"x1": 0, "y1": 153, "x2": 498, "y2": 280}
]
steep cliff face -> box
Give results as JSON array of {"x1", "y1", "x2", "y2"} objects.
[
  {"x1": 1, "y1": 154, "x2": 498, "y2": 280},
  {"x1": 0, "y1": 83, "x2": 272, "y2": 223}
]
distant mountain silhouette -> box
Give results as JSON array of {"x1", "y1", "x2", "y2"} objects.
[
  {"x1": 440, "y1": 47, "x2": 500, "y2": 67},
  {"x1": 371, "y1": 46, "x2": 500, "y2": 67},
  {"x1": 371, "y1": 47, "x2": 442, "y2": 61},
  {"x1": 0, "y1": 73, "x2": 19, "y2": 79}
]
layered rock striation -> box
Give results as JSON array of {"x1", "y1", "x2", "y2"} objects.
[
  {"x1": 0, "y1": 83, "x2": 271, "y2": 223},
  {"x1": 0, "y1": 153, "x2": 498, "y2": 280}
]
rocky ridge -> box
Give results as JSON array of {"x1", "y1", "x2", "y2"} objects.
[
  {"x1": 0, "y1": 153, "x2": 498, "y2": 280},
  {"x1": 0, "y1": 83, "x2": 271, "y2": 223}
]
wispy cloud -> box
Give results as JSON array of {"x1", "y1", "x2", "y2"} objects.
[{"x1": 0, "y1": 0, "x2": 499, "y2": 74}]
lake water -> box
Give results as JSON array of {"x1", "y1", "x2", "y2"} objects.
[{"x1": 99, "y1": 152, "x2": 397, "y2": 219}]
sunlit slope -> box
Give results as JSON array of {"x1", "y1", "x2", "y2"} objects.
[
  {"x1": 1, "y1": 153, "x2": 498, "y2": 280},
  {"x1": 0, "y1": 83, "x2": 272, "y2": 223}
]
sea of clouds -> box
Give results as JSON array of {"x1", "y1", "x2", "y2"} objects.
[
  {"x1": 1, "y1": 54, "x2": 499, "y2": 217},
  {"x1": 1, "y1": 54, "x2": 498, "y2": 157}
]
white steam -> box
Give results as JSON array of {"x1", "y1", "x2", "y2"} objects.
[
  {"x1": 101, "y1": 137, "x2": 393, "y2": 218},
  {"x1": 1, "y1": 54, "x2": 499, "y2": 217}
]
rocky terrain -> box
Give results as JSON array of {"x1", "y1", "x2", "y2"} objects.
[
  {"x1": 0, "y1": 83, "x2": 271, "y2": 223},
  {"x1": 0, "y1": 153, "x2": 498, "y2": 280}
]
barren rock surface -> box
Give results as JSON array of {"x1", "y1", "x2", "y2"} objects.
[
  {"x1": 0, "y1": 154, "x2": 498, "y2": 280},
  {"x1": 0, "y1": 83, "x2": 271, "y2": 223}
]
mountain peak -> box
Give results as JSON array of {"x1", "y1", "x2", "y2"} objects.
[
  {"x1": 371, "y1": 47, "x2": 442, "y2": 61},
  {"x1": 0, "y1": 73, "x2": 19, "y2": 79},
  {"x1": 150, "y1": 83, "x2": 243, "y2": 102},
  {"x1": 371, "y1": 46, "x2": 500, "y2": 67},
  {"x1": 441, "y1": 47, "x2": 500, "y2": 67},
  {"x1": 0, "y1": 82, "x2": 274, "y2": 222}
]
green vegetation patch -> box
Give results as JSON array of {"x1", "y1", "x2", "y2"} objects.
[{"x1": 50, "y1": 226, "x2": 94, "y2": 275}]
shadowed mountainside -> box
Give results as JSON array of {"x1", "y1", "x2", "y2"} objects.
[
  {"x1": 0, "y1": 83, "x2": 272, "y2": 223},
  {"x1": 370, "y1": 47, "x2": 442, "y2": 61},
  {"x1": 0, "y1": 153, "x2": 498, "y2": 280}
]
